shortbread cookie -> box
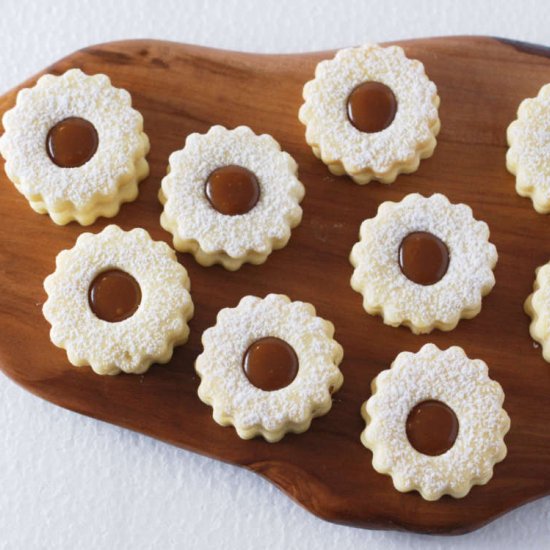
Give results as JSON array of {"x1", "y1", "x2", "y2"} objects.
[
  {"x1": 361, "y1": 344, "x2": 510, "y2": 501},
  {"x1": 43, "y1": 225, "x2": 193, "y2": 375},
  {"x1": 0, "y1": 69, "x2": 150, "y2": 225},
  {"x1": 525, "y1": 261, "x2": 550, "y2": 362},
  {"x1": 159, "y1": 126, "x2": 305, "y2": 270},
  {"x1": 195, "y1": 294, "x2": 343, "y2": 442},
  {"x1": 298, "y1": 44, "x2": 440, "y2": 184},
  {"x1": 350, "y1": 193, "x2": 497, "y2": 334},
  {"x1": 507, "y1": 84, "x2": 550, "y2": 213}
]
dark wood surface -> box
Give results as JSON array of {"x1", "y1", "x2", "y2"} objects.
[{"x1": 0, "y1": 37, "x2": 549, "y2": 535}]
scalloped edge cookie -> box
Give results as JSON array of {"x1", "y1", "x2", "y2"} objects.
[
  {"x1": 299, "y1": 44, "x2": 440, "y2": 184},
  {"x1": 43, "y1": 225, "x2": 193, "y2": 375},
  {"x1": 361, "y1": 344, "x2": 510, "y2": 501},
  {"x1": 195, "y1": 294, "x2": 344, "y2": 442}
]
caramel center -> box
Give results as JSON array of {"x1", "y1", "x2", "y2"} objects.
[
  {"x1": 242, "y1": 337, "x2": 299, "y2": 391},
  {"x1": 406, "y1": 400, "x2": 459, "y2": 456},
  {"x1": 399, "y1": 231, "x2": 450, "y2": 286},
  {"x1": 346, "y1": 81, "x2": 397, "y2": 133},
  {"x1": 205, "y1": 165, "x2": 260, "y2": 215},
  {"x1": 88, "y1": 269, "x2": 141, "y2": 323},
  {"x1": 46, "y1": 117, "x2": 99, "y2": 168}
]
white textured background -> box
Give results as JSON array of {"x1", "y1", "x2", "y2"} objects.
[{"x1": 1, "y1": 1, "x2": 549, "y2": 548}]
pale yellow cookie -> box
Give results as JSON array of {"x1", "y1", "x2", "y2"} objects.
[
  {"x1": 524, "y1": 261, "x2": 550, "y2": 362},
  {"x1": 361, "y1": 344, "x2": 510, "y2": 501},
  {"x1": 43, "y1": 225, "x2": 193, "y2": 375},
  {"x1": 195, "y1": 294, "x2": 343, "y2": 442},
  {"x1": 159, "y1": 126, "x2": 305, "y2": 270},
  {"x1": 350, "y1": 193, "x2": 497, "y2": 334},
  {"x1": 0, "y1": 69, "x2": 150, "y2": 225},
  {"x1": 507, "y1": 83, "x2": 550, "y2": 213},
  {"x1": 299, "y1": 44, "x2": 440, "y2": 184}
]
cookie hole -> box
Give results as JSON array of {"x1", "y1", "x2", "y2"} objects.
[
  {"x1": 406, "y1": 399, "x2": 459, "y2": 456},
  {"x1": 205, "y1": 165, "x2": 260, "y2": 215},
  {"x1": 46, "y1": 117, "x2": 98, "y2": 168},
  {"x1": 398, "y1": 231, "x2": 450, "y2": 286},
  {"x1": 88, "y1": 269, "x2": 141, "y2": 323},
  {"x1": 346, "y1": 81, "x2": 397, "y2": 133},
  {"x1": 242, "y1": 337, "x2": 298, "y2": 391}
]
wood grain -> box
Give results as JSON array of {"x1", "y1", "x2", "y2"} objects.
[{"x1": 0, "y1": 37, "x2": 549, "y2": 535}]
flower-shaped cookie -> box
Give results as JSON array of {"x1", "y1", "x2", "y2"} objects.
[
  {"x1": 507, "y1": 83, "x2": 550, "y2": 213},
  {"x1": 159, "y1": 126, "x2": 305, "y2": 270},
  {"x1": 43, "y1": 225, "x2": 193, "y2": 375},
  {"x1": 525, "y1": 261, "x2": 550, "y2": 362},
  {"x1": 195, "y1": 294, "x2": 344, "y2": 442},
  {"x1": 361, "y1": 344, "x2": 510, "y2": 501},
  {"x1": 0, "y1": 69, "x2": 150, "y2": 225},
  {"x1": 298, "y1": 44, "x2": 440, "y2": 184},
  {"x1": 350, "y1": 193, "x2": 497, "y2": 334}
]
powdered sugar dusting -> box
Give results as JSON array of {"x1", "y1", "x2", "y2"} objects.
[
  {"x1": 43, "y1": 225, "x2": 193, "y2": 375},
  {"x1": 506, "y1": 83, "x2": 550, "y2": 212},
  {"x1": 299, "y1": 44, "x2": 439, "y2": 178},
  {"x1": 350, "y1": 193, "x2": 497, "y2": 333},
  {"x1": 0, "y1": 68, "x2": 149, "y2": 215},
  {"x1": 160, "y1": 126, "x2": 305, "y2": 263},
  {"x1": 362, "y1": 343, "x2": 510, "y2": 501},
  {"x1": 195, "y1": 294, "x2": 343, "y2": 441}
]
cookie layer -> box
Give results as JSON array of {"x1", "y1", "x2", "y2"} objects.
[
  {"x1": 350, "y1": 193, "x2": 497, "y2": 334},
  {"x1": 43, "y1": 225, "x2": 193, "y2": 375},
  {"x1": 195, "y1": 294, "x2": 343, "y2": 442},
  {"x1": 159, "y1": 126, "x2": 305, "y2": 270},
  {"x1": 299, "y1": 44, "x2": 440, "y2": 184},
  {"x1": 0, "y1": 69, "x2": 150, "y2": 225},
  {"x1": 525, "y1": 261, "x2": 550, "y2": 362},
  {"x1": 507, "y1": 83, "x2": 550, "y2": 213},
  {"x1": 361, "y1": 344, "x2": 510, "y2": 501}
]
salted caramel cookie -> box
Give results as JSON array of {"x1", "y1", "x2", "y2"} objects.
[
  {"x1": 361, "y1": 344, "x2": 510, "y2": 501},
  {"x1": 507, "y1": 83, "x2": 550, "y2": 213},
  {"x1": 43, "y1": 225, "x2": 193, "y2": 375},
  {"x1": 350, "y1": 193, "x2": 497, "y2": 334},
  {"x1": 298, "y1": 44, "x2": 440, "y2": 184},
  {"x1": 195, "y1": 294, "x2": 343, "y2": 442},
  {"x1": 159, "y1": 126, "x2": 305, "y2": 270},
  {"x1": 0, "y1": 69, "x2": 149, "y2": 225},
  {"x1": 525, "y1": 261, "x2": 550, "y2": 362}
]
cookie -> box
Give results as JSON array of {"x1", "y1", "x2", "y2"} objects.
[
  {"x1": 159, "y1": 126, "x2": 305, "y2": 270},
  {"x1": 0, "y1": 69, "x2": 149, "y2": 225},
  {"x1": 195, "y1": 294, "x2": 343, "y2": 442},
  {"x1": 361, "y1": 344, "x2": 510, "y2": 501},
  {"x1": 298, "y1": 44, "x2": 440, "y2": 184},
  {"x1": 524, "y1": 261, "x2": 550, "y2": 362},
  {"x1": 350, "y1": 193, "x2": 497, "y2": 334},
  {"x1": 507, "y1": 83, "x2": 550, "y2": 213},
  {"x1": 43, "y1": 225, "x2": 193, "y2": 375}
]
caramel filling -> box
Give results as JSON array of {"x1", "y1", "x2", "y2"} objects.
[
  {"x1": 46, "y1": 117, "x2": 99, "y2": 168},
  {"x1": 346, "y1": 81, "x2": 397, "y2": 133},
  {"x1": 205, "y1": 165, "x2": 260, "y2": 215},
  {"x1": 406, "y1": 400, "x2": 459, "y2": 456},
  {"x1": 88, "y1": 269, "x2": 141, "y2": 323},
  {"x1": 242, "y1": 337, "x2": 299, "y2": 391},
  {"x1": 399, "y1": 231, "x2": 450, "y2": 286}
]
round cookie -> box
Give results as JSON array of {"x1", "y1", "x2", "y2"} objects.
[
  {"x1": 524, "y1": 261, "x2": 550, "y2": 362},
  {"x1": 0, "y1": 69, "x2": 150, "y2": 225},
  {"x1": 507, "y1": 83, "x2": 550, "y2": 213},
  {"x1": 361, "y1": 344, "x2": 510, "y2": 501},
  {"x1": 195, "y1": 294, "x2": 344, "y2": 442},
  {"x1": 350, "y1": 193, "x2": 497, "y2": 334},
  {"x1": 159, "y1": 126, "x2": 305, "y2": 270},
  {"x1": 298, "y1": 44, "x2": 440, "y2": 184},
  {"x1": 43, "y1": 225, "x2": 193, "y2": 375}
]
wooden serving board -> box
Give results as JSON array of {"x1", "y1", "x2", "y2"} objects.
[{"x1": 0, "y1": 37, "x2": 549, "y2": 535}]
